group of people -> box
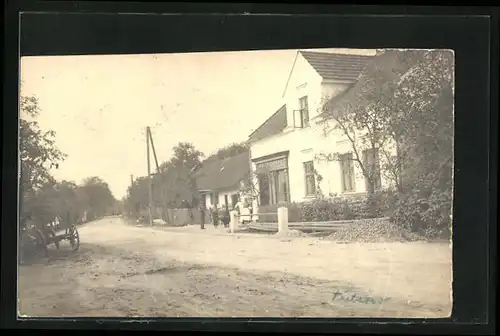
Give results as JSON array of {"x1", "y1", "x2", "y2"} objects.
[
  {"x1": 198, "y1": 197, "x2": 253, "y2": 230},
  {"x1": 198, "y1": 204, "x2": 229, "y2": 229}
]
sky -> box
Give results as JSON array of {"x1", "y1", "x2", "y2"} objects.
[{"x1": 20, "y1": 48, "x2": 376, "y2": 199}]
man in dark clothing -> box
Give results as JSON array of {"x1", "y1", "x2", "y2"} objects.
[
  {"x1": 222, "y1": 205, "x2": 230, "y2": 228},
  {"x1": 199, "y1": 202, "x2": 205, "y2": 230},
  {"x1": 211, "y1": 206, "x2": 219, "y2": 228}
]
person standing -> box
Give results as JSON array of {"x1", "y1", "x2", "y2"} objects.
[
  {"x1": 199, "y1": 201, "x2": 205, "y2": 230},
  {"x1": 234, "y1": 198, "x2": 244, "y2": 224},
  {"x1": 222, "y1": 204, "x2": 230, "y2": 228},
  {"x1": 211, "y1": 205, "x2": 220, "y2": 228}
]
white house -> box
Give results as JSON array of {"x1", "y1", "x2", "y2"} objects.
[
  {"x1": 192, "y1": 150, "x2": 251, "y2": 210},
  {"x1": 247, "y1": 50, "x2": 395, "y2": 206}
]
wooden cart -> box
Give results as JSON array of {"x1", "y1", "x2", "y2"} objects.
[
  {"x1": 19, "y1": 216, "x2": 80, "y2": 264},
  {"x1": 45, "y1": 222, "x2": 80, "y2": 252}
]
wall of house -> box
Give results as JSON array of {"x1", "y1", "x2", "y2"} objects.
[
  {"x1": 251, "y1": 134, "x2": 396, "y2": 203},
  {"x1": 251, "y1": 126, "x2": 317, "y2": 203},
  {"x1": 321, "y1": 81, "x2": 351, "y2": 106},
  {"x1": 203, "y1": 188, "x2": 241, "y2": 210},
  {"x1": 250, "y1": 92, "x2": 396, "y2": 203},
  {"x1": 283, "y1": 53, "x2": 323, "y2": 128},
  {"x1": 314, "y1": 118, "x2": 399, "y2": 196},
  {"x1": 314, "y1": 136, "x2": 369, "y2": 197},
  {"x1": 249, "y1": 52, "x2": 396, "y2": 204}
]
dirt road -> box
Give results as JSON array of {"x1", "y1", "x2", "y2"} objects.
[{"x1": 18, "y1": 217, "x2": 452, "y2": 318}]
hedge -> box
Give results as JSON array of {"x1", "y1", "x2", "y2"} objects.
[{"x1": 256, "y1": 191, "x2": 394, "y2": 223}]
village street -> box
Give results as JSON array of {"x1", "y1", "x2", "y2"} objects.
[{"x1": 18, "y1": 217, "x2": 452, "y2": 318}]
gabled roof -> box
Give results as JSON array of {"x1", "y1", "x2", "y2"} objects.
[
  {"x1": 319, "y1": 50, "x2": 412, "y2": 119},
  {"x1": 300, "y1": 51, "x2": 374, "y2": 82},
  {"x1": 247, "y1": 104, "x2": 287, "y2": 143},
  {"x1": 250, "y1": 51, "x2": 374, "y2": 144},
  {"x1": 193, "y1": 150, "x2": 251, "y2": 192},
  {"x1": 282, "y1": 51, "x2": 374, "y2": 99}
]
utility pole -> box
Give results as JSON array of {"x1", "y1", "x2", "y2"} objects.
[
  {"x1": 147, "y1": 127, "x2": 170, "y2": 224},
  {"x1": 146, "y1": 126, "x2": 153, "y2": 226}
]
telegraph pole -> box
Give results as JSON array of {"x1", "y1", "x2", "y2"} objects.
[
  {"x1": 146, "y1": 127, "x2": 154, "y2": 226},
  {"x1": 147, "y1": 127, "x2": 169, "y2": 224}
]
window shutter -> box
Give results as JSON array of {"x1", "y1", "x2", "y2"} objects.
[{"x1": 293, "y1": 110, "x2": 303, "y2": 128}]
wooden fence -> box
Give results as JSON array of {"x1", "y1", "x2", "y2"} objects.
[
  {"x1": 239, "y1": 207, "x2": 390, "y2": 234},
  {"x1": 148, "y1": 208, "x2": 209, "y2": 227}
]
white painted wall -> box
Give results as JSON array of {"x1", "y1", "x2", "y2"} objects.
[
  {"x1": 250, "y1": 87, "x2": 395, "y2": 203},
  {"x1": 204, "y1": 188, "x2": 241, "y2": 210},
  {"x1": 249, "y1": 52, "x2": 397, "y2": 203},
  {"x1": 250, "y1": 127, "x2": 316, "y2": 202},
  {"x1": 316, "y1": 118, "x2": 399, "y2": 196},
  {"x1": 283, "y1": 53, "x2": 322, "y2": 129}
]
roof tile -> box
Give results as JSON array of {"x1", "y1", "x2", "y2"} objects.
[
  {"x1": 300, "y1": 51, "x2": 373, "y2": 81},
  {"x1": 193, "y1": 151, "x2": 251, "y2": 191}
]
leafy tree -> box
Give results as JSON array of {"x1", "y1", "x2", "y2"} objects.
[
  {"x1": 168, "y1": 142, "x2": 204, "y2": 171},
  {"x1": 19, "y1": 92, "x2": 118, "y2": 232},
  {"x1": 206, "y1": 142, "x2": 248, "y2": 161},
  {"x1": 19, "y1": 94, "x2": 66, "y2": 228},
  {"x1": 240, "y1": 172, "x2": 265, "y2": 206},
  {"x1": 159, "y1": 142, "x2": 204, "y2": 208},
  {"x1": 80, "y1": 176, "x2": 116, "y2": 218},
  {"x1": 317, "y1": 50, "x2": 414, "y2": 194},
  {"x1": 318, "y1": 49, "x2": 454, "y2": 238},
  {"x1": 388, "y1": 50, "x2": 454, "y2": 238},
  {"x1": 125, "y1": 142, "x2": 205, "y2": 219}
]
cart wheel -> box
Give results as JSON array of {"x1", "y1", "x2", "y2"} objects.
[
  {"x1": 69, "y1": 226, "x2": 80, "y2": 251},
  {"x1": 48, "y1": 229, "x2": 59, "y2": 250}
]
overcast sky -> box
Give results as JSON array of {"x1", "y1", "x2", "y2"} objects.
[{"x1": 20, "y1": 48, "x2": 375, "y2": 199}]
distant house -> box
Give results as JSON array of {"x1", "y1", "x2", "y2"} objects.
[
  {"x1": 247, "y1": 50, "x2": 394, "y2": 205},
  {"x1": 192, "y1": 150, "x2": 251, "y2": 210}
]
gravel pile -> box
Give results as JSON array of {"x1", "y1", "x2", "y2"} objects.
[{"x1": 325, "y1": 218, "x2": 425, "y2": 243}]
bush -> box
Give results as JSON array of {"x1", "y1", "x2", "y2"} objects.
[
  {"x1": 297, "y1": 191, "x2": 393, "y2": 222},
  {"x1": 299, "y1": 198, "x2": 360, "y2": 222},
  {"x1": 255, "y1": 191, "x2": 394, "y2": 223},
  {"x1": 390, "y1": 189, "x2": 452, "y2": 239}
]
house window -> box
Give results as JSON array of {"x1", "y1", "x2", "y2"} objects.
[
  {"x1": 258, "y1": 174, "x2": 271, "y2": 206},
  {"x1": 303, "y1": 161, "x2": 316, "y2": 196},
  {"x1": 256, "y1": 156, "x2": 290, "y2": 205},
  {"x1": 299, "y1": 96, "x2": 310, "y2": 128},
  {"x1": 267, "y1": 170, "x2": 288, "y2": 204},
  {"x1": 363, "y1": 148, "x2": 382, "y2": 192},
  {"x1": 339, "y1": 153, "x2": 355, "y2": 192},
  {"x1": 257, "y1": 169, "x2": 290, "y2": 205}
]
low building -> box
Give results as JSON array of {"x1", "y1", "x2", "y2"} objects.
[{"x1": 192, "y1": 150, "x2": 251, "y2": 210}]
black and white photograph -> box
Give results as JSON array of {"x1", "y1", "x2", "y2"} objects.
[{"x1": 18, "y1": 47, "x2": 454, "y2": 318}]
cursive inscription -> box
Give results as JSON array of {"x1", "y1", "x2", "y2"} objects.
[{"x1": 332, "y1": 289, "x2": 386, "y2": 305}]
